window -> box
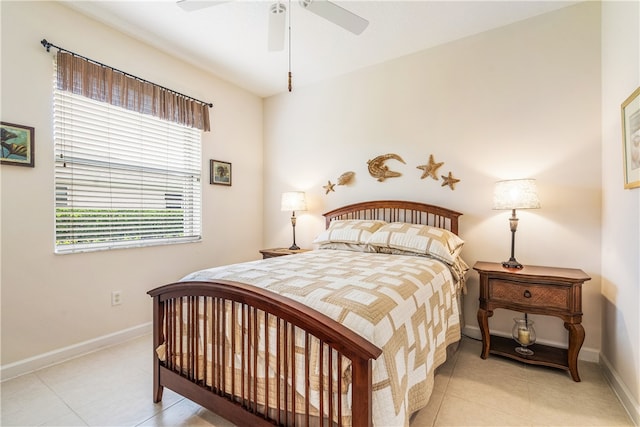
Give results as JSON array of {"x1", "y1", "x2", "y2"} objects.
[{"x1": 53, "y1": 78, "x2": 202, "y2": 253}]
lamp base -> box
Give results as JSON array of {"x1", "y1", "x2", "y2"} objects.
[
  {"x1": 289, "y1": 244, "x2": 300, "y2": 251},
  {"x1": 502, "y1": 259, "x2": 524, "y2": 269}
]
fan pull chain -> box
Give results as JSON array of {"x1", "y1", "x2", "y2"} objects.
[{"x1": 288, "y1": 0, "x2": 292, "y2": 92}]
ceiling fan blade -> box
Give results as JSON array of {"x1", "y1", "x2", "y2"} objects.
[
  {"x1": 176, "y1": 0, "x2": 232, "y2": 12},
  {"x1": 299, "y1": 0, "x2": 368, "y2": 35},
  {"x1": 268, "y1": 2, "x2": 286, "y2": 51}
]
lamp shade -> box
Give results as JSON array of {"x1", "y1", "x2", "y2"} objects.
[
  {"x1": 281, "y1": 191, "x2": 307, "y2": 212},
  {"x1": 493, "y1": 179, "x2": 541, "y2": 210}
]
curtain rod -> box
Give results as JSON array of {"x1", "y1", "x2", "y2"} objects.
[{"x1": 41, "y1": 39, "x2": 213, "y2": 108}]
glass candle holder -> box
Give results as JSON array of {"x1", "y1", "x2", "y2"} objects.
[{"x1": 512, "y1": 317, "x2": 536, "y2": 355}]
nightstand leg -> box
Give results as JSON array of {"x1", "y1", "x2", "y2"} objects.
[
  {"x1": 477, "y1": 308, "x2": 491, "y2": 359},
  {"x1": 564, "y1": 322, "x2": 585, "y2": 382}
]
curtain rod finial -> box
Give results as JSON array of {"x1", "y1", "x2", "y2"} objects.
[{"x1": 41, "y1": 39, "x2": 51, "y2": 52}]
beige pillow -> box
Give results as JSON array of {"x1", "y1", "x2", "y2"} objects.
[
  {"x1": 316, "y1": 242, "x2": 367, "y2": 252},
  {"x1": 367, "y1": 222, "x2": 464, "y2": 264},
  {"x1": 313, "y1": 220, "x2": 387, "y2": 246}
]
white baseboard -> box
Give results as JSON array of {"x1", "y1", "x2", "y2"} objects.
[
  {"x1": 0, "y1": 322, "x2": 152, "y2": 382},
  {"x1": 600, "y1": 353, "x2": 640, "y2": 426},
  {"x1": 462, "y1": 325, "x2": 600, "y2": 362}
]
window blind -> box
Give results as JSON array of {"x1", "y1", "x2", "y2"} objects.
[{"x1": 54, "y1": 77, "x2": 202, "y2": 253}]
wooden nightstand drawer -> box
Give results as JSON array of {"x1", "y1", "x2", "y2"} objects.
[{"x1": 490, "y1": 280, "x2": 569, "y2": 310}]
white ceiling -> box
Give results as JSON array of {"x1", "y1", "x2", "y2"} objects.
[{"x1": 61, "y1": 0, "x2": 579, "y2": 98}]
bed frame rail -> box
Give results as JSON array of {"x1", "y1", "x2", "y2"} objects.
[{"x1": 148, "y1": 280, "x2": 382, "y2": 427}]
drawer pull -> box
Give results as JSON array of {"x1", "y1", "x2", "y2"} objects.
[{"x1": 524, "y1": 290, "x2": 532, "y2": 298}]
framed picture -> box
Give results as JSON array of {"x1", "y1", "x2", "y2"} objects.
[
  {"x1": 621, "y1": 87, "x2": 640, "y2": 189},
  {"x1": 210, "y1": 159, "x2": 232, "y2": 186},
  {"x1": 1, "y1": 122, "x2": 35, "y2": 167}
]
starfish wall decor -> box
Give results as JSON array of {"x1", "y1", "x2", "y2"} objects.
[
  {"x1": 441, "y1": 171, "x2": 460, "y2": 190},
  {"x1": 416, "y1": 154, "x2": 461, "y2": 190},
  {"x1": 417, "y1": 154, "x2": 444, "y2": 180},
  {"x1": 323, "y1": 180, "x2": 336, "y2": 194}
]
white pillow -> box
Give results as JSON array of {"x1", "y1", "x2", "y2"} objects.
[
  {"x1": 313, "y1": 220, "x2": 387, "y2": 247},
  {"x1": 367, "y1": 222, "x2": 464, "y2": 264}
]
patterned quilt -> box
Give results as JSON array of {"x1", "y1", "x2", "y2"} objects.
[{"x1": 179, "y1": 249, "x2": 462, "y2": 427}]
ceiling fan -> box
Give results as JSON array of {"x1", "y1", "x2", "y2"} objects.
[{"x1": 176, "y1": 0, "x2": 369, "y2": 52}]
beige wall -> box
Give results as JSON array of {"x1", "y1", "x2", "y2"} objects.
[
  {"x1": 264, "y1": 2, "x2": 602, "y2": 358},
  {"x1": 0, "y1": 1, "x2": 264, "y2": 366},
  {"x1": 601, "y1": 1, "x2": 640, "y2": 423},
  {"x1": 2, "y1": 1, "x2": 638, "y2": 420}
]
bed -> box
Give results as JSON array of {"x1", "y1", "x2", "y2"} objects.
[{"x1": 148, "y1": 200, "x2": 466, "y2": 427}]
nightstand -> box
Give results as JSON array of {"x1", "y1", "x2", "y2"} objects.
[
  {"x1": 474, "y1": 261, "x2": 591, "y2": 381},
  {"x1": 259, "y1": 247, "x2": 310, "y2": 259}
]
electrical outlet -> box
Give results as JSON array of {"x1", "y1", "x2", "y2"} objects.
[{"x1": 111, "y1": 290, "x2": 123, "y2": 306}]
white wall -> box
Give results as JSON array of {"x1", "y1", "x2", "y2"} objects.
[
  {"x1": 0, "y1": 1, "x2": 264, "y2": 369},
  {"x1": 601, "y1": 1, "x2": 640, "y2": 423},
  {"x1": 264, "y1": 2, "x2": 602, "y2": 358}
]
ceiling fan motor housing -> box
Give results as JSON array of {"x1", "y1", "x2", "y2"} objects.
[{"x1": 270, "y1": 2, "x2": 286, "y2": 15}]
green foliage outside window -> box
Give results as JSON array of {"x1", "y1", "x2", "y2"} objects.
[{"x1": 55, "y1": 208, "x2": 186, "y2": 245}]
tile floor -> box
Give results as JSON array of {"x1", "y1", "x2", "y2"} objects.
[{"x1": 1, "y1": 334, "x2": 633, "y2": 426}]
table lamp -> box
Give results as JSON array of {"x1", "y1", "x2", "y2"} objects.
[
  {"x1": 493, "y1": 179, "x2": 540, "y2": 269},
  {"x1": 281, "y1": 191, "x2": 307, "y2": 250}
]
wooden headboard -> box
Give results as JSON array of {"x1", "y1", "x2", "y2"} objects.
[{"x1": 323, "y1": 200, "x2": 462, "y2": 235}]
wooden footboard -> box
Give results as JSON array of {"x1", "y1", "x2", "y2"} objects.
[{"x1": 148, "y1": 280, "x2": 382, "y2": 427}]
